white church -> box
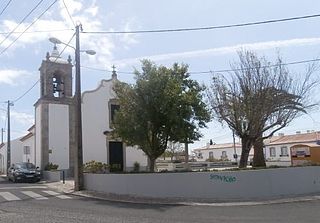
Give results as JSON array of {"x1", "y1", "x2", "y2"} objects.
[{"x1": 0, "y1": 46, "x2": 148, "y2": 174}]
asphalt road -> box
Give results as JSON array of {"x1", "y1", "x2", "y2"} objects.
[{"x1": 0, "y1": 176, "x2": 319, "y2": 223}]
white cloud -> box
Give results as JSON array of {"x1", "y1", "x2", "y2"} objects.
[
  {"x1": 118, "y1": 18, "x2": 139, "y2": 49},
  {"x1": 0, "y1": 69, "x2": 31, "y2": 85},
  {"x1": 0, "y1": 0, "x2": 139, "y2": 69},
  {"x1": 113, "y1": 37, "x2": 320, "y2": 68},
  {"x1": 11, "y1": 111, "x2": 34, "y2": 126}
]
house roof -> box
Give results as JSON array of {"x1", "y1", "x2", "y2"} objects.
[
  {"x1": 266, "y1": 132, "x2": 320, "y2": 146},
  {"x1": 194, "y1": 142, "x2": 242, "y2": 151},
  {"x1": 27, "y1": 124, "x2": 35, "y2": 132},
  {"x1": 20, "y1": 132, "x2": 33, "y2": 142}
]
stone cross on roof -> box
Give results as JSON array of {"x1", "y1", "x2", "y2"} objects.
[{"x1": 112, "y1": 65, "x2": 117, "y2": 79}]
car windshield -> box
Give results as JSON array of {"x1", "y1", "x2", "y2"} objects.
[{"x1": 16, "y1": 163, "x2": 35, "y2": 169}]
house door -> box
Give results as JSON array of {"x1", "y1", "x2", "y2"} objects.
[{"x1": 109, "y1": 142, "x2": 124, "y2": 172}]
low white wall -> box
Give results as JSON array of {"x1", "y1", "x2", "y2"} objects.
[
  {"x1": 42, "y1": 171, "x2": 61, "y2": 182},
  {"x1": 84, "y1": 166, "x2": 320, "y2": 200}
]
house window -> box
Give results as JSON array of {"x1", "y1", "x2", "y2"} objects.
[
  {"x1": 269, "y1": 147, "x2": 276, "y2": 157},
  {"x1": 280, "y1": 146, "x2": 288, "y2": 157},
  {"x1": 111, "y1": 104, "x2": 120, "y2": 122},
  {"x1": 23, "y1": 146, "x2": 30, "y2": 155},
  {"x1": 209, "y1": 152, "x2": 213, "y2": 159},
  {"x1": 221, "y1": 151, "x2": 227, "y2": 159}
]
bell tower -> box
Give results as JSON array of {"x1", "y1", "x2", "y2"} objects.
[{"x1": 34, "y1": 45, "x2": 75, "y2": 173}]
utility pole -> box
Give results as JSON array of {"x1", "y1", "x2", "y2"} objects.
[
  {"x1": 74, "y1": 24, "x2": 84, "y2": 191},
  {"x1": 232, "y1": 131, "x2": 238, "y2": 164},
  {"x1": 6, "y1": 100, "x2": 13, "y2": 174}
]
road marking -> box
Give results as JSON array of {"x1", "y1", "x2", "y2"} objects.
[
  {"x1": 0, "y1": 192, "x2": 21, "y2": 201},
  {"x1": 21, "y1": 191, "x2": 48, "y2": 200},
  {"x1": 42, "y1": 190, "x2": 72, "y2": 199},
  {"x1": 0, "y1": 186, "x2": 47, "y2": 190}
]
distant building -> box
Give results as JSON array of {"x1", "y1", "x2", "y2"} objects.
[
  {"x1": 265, "y1": 131, "x2": 320, "y2": 166},
  {"x1": 193, "y1": 142, "x2": 244, "y2": 163},
  {"x1": 193, "y1": 131, "x2": 320, "y2": 166}
]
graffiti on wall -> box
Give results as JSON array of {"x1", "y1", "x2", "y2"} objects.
[{"x1": 210, "y1": 174, "x2": 237, "y2": 183}]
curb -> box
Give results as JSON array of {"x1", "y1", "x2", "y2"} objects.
[{"x1": 44, "y1": 181, "x2": 320, "y2": 207}]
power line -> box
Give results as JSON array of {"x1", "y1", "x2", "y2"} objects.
[
  {"x1": 0, "y1": 28, "x2": 73, "y2": 35},
  {"x1": 0, "y1": 0, "x2": 13, "y2": 17},
  {"x1": 12, "y1": 79, "x2": 39, "y2": 103},
  {"x1": 81, "y1": 57, "x2": 320, "y2": 75},
  {"x1": 52, "y1": 32, "x2": 75, "y2": 63},
  {"x1": 83, "y1": 13, "x2": 320, "y2": 34},
  {"x1": 0, "y1": 0, "x2": 58, "y2": 55},
  {"x1": 62, "y1": 0, "x2": 76, "y2": 27},
  {"x1": 0, "y1": 0, "x2": 44, "y2": 47}
]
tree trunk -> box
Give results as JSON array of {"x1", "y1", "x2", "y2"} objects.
[
  {"x1": 253, "y1": 137, "x2": 266, "y2": 168},
  {"x1": 184, "y1": 142, "x2": 189, "y2": 163},
  {"x1": 239, "y1": 137, "x2": 251, "y2": 168},
  {"x1": 149, "y1": 157, "x2": 156, "y2": 172},
  {"x1": 184, "y1": 142, "x2": 190, "y2": 170}
]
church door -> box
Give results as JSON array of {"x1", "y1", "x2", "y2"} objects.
[{"x1": 109, "y1": 142, "x2": 124, "y2": 172}]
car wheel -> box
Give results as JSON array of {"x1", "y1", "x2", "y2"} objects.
[{"x1": 12, "y1": 176, "x2": 16, "y2": 183}]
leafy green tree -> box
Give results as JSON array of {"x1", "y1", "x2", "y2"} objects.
[{"x1": 113, "y1": 60, "x2": 210, "y2": 171}]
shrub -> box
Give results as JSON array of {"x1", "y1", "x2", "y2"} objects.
[
  {"x1": 133, "y1": 161, "x2": 140, "y2": 172},
  {"x1": 44, "y1": 162, "x2": 59, "y2": 171},
  {"x1": 83, "y1": 160, "x2": 109, "y2": 173}
]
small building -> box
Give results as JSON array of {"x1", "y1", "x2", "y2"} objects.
[
  {"x1": 291, "y1": 143, "x2": 320, "y2": 166},
  {"x1": 193, "y1": 131, "x2": 320, "y2": 167},
  {"x1": 0, "y1": 138, "x2": 23, "y2": 173},
  {"x1": 193, "y1": 142, "x2": 244, "y2": 163},
  {"x1": 19, "y1": 125, "x2": 35, "y2": 164},
  {"x1": 264, "y1": 131, "x2": 320, "y2": 166}
]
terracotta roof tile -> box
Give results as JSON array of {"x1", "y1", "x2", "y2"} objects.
[{"x1": 267, "y1": 132, "x2": 320, "y2": 145}]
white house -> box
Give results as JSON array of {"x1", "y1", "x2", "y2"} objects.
[
  {"x1": 193, "y1": 131, "x2": 320, "y2": 167},
  {"x1": 264, "y1": 131, "x2": 320, "y2": 166},
  {"x1": 193, "y1": 142, "x2": 244, "y2": 163},
  {"x1": 19, "y1": 125, "x2": 35, "y2": 164},
  {"x1": 0, "y1": 138, "x2": 23, "y2": 173}
]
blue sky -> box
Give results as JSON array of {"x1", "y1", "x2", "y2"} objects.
[{"x1": 0, "y1": 0, "x2": 320, "y2": 149}]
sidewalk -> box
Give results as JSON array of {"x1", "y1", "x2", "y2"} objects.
[{"x1": 44, "y1": 180, "x2": 320, "y2": 206}]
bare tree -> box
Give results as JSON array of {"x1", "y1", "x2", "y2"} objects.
[{"x1": 207, "y1": 51, "x2": 318, "y2": 168}]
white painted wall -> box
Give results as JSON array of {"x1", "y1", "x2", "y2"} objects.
[
  {"x1": 0, "y1": 138, "x2": 23, "y2": 173},
  {"x1": 265, "y1": 143, "x2": 293, "y2": 163},
  {"x1": 84, "y1": 166, "x2": 320, "y2": 201},
  {"x1": 82, "y1": 79, "x2": 148, "y2": 167},
  {"x1": 21, "y1": 135, "x2": 35, "y2": 164},
  {"x1": 82, "y1": 80, "x2": 112, "y2": 163},
  {"x1": 126, "y1": 146, "x2": 148, "y2": 169},
  {"x1": 48, "y1": 104, "x2": 69, "y2": 169},
  {"x1": 194, "y1": 146, "x2": 245, "y2": 162},
  {"x1": 35, "y1": 104, "x2": 42, "y2": 169}
]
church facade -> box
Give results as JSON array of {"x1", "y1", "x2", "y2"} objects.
[{"x1": 0, "y1": 46, "x2": 148, "y2": 174}]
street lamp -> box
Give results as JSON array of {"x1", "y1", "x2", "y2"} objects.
[{"x1": 49, "y1": 24, "x2": 95, "y2": 191}]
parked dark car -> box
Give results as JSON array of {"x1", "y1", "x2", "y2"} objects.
[{"x1": 8, "y1": 162, "x2": 41, "y2": 183}]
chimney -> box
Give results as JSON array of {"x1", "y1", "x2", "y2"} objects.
[
  {"x1": 296, "y1": 131, "x2": 301, "y2": 134},
  {"x1": 278, "y1": 133, "x2": 284, "y2": 136},
  {"x1": 307, "y1": 130, "x2": 311, "y2": 133}
]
